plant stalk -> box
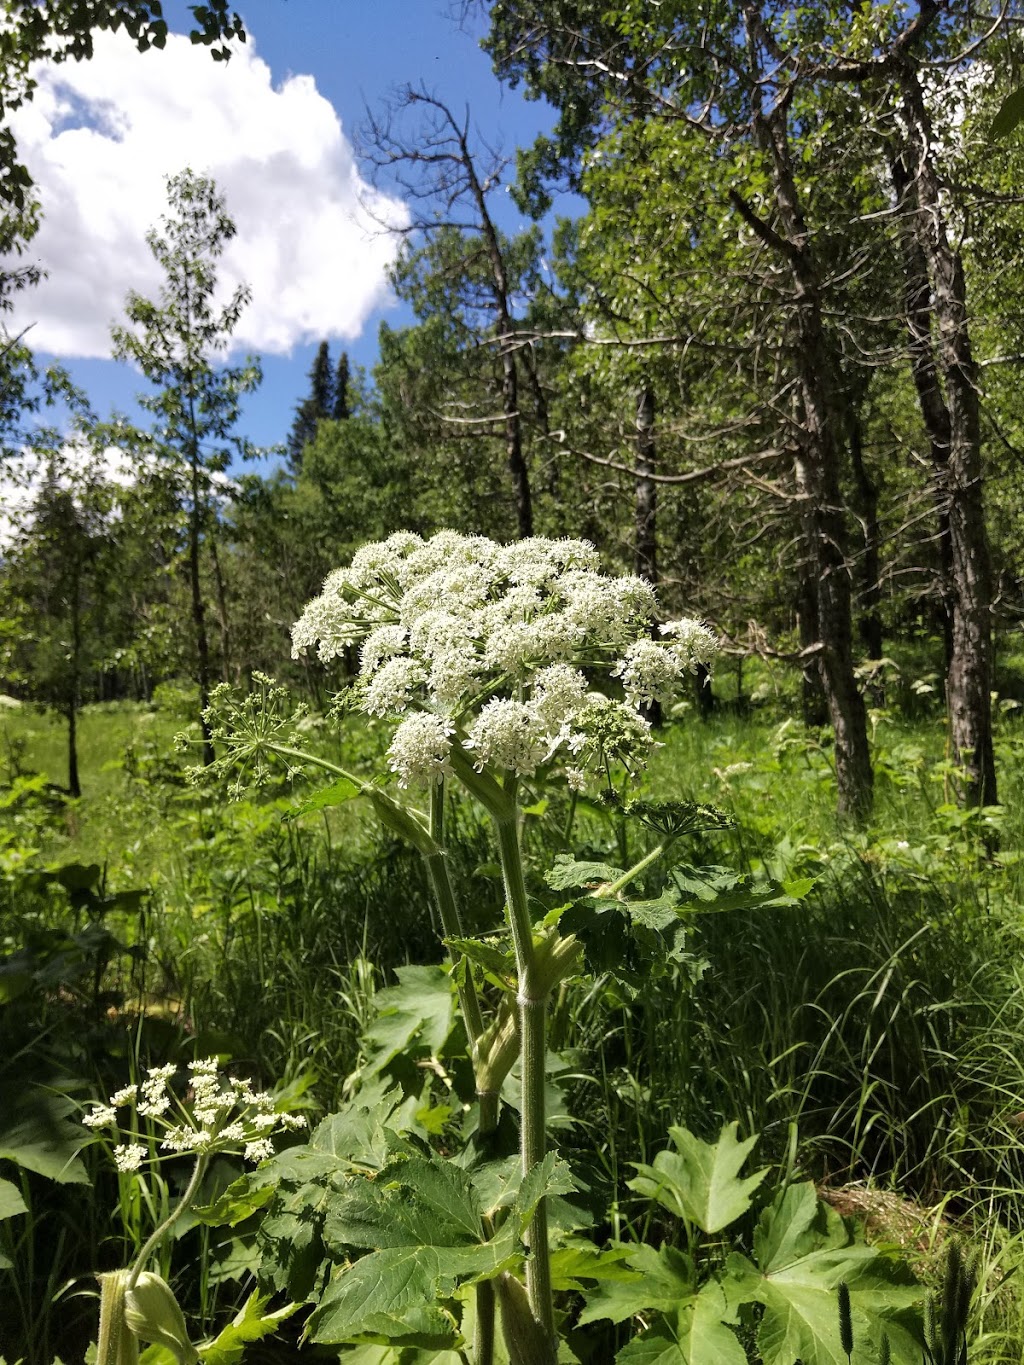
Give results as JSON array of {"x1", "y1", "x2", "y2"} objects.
[
  {"x1": 603, "y1": 838, "x2": 672, "y2": 897},
  {"x1": 128, "y1": 1155, "x2": 208, "y2": 1290},
  {"x1": 495, "y1": 813, "x2": 556, "y2": 1357},
  {"x1": 97, "y1": 1271, "x2": 139, "y2": 1365},
  {"x1": 427, "y1": 781, "x2": 495, "y2": 1365}
]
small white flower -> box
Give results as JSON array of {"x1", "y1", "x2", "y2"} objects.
[
  {"x1": 110, "y1": 1085, "x2": 137, "y2": 1107},
  {"x1": 388, "y1": 713, "x2": 454, "y2": 788},
  {"x1": 138, "y1": 1096, "x2": 171, "y2": 1119},
  {"x1": 244, "y1": 1138, "x2": 275, "y2": 1164},
  {"x1": 613, "y1": 639, "x2": 684, "y2": 706},
  {"x1": 565, "y1": 767, "x2": 588, "y2": 793},
  {"x1": 465, "y1": 699, "x2": 547, "y2": 775},
  {"x1": 362, "y1": 656, "x2": 426, "y2": 717},
  {"x1": 114, "y1": 1143, "x2": 147, "y2": 1173},
  {"x1": 531, "y1": 664, "x2": 589, "y2": 733},
  {"x1": 83, "y1": 1105, "x2": 118, "y2": 1129},
  {"x1": 360, "y1": 624, "x2": 409, "y2": 675},
  {"x1": 659, "y1": 618, "x2": 720, "y2": 670}
]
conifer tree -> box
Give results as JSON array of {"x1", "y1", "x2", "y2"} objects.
[
  {"x1": 287, "y1": 340, "x2": 333, "y2": 471},
  {"x1": 332, "y1": 350, "x2": 351, "y2": 421}
]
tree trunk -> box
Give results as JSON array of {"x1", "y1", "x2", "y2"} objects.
[
  {"x1": 797, "y1": 569, "x2": 829, "y2": 728},
  {"x1": 635, "y1": 384, "x2": 657, "y2": 586},
  {"x1": 889, "y1": 147, "x2": 955, "y2": 680},
  {"x1": 189, "y1": 450, "x2": 215, "y2": 766},
  {"x1": 848, "y1": 410, "x2": 883, "y2": 661},
  {"x1": 210, "y1": 531, "x2": 233, "y2": 684},
  {"x1": 459, "y1": 121, "x2": 534, "y2": 539},
  {"x1": 67, "y1": 700, "x2": 80, "y2": 799},
  {"x1": 635, "y1": 383, "x2": 663, "y2": 725},
  {"x1": 893, "y1": 64, "x2": 996, "y2": 806},
  {"x1": 68, "y1": 550, "x2": 83, "y2": 798},
  {"x1": 747, "y1": 92, "x2": 872, "y2": 819}
]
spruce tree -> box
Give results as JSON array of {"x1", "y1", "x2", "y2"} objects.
[
  {"x1": 333, "y1": 351, "x2": 351, "y2": 420},
  {"x1": 288, "y1": 340, "x2": 333, "y2": 471}
]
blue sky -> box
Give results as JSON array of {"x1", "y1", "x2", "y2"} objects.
[{"x1": 11, "y1": 0, "x2": 563, "y2": 459}]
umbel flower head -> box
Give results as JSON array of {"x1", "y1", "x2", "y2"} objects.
[
  {"x1": 82, "y1": 1058, "x2": 306, "y2": 1171},
  {"x1": 292, "y1": 532, "x2": 719, "y2": 789}
]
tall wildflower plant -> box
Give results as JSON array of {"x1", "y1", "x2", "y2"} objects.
[
  {"x1": 203, "y1": 532, "x2": 719, "y2": 1363},
  {"x1": 83, "y1": 1061, "x2": 304, "y2": 1362}
]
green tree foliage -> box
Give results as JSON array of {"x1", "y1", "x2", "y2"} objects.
[
  {"x1": 0, "y1": 445, "x2": 119, "y2": 797},
  {"x1": 111, "y1": 169, "x2": 260, "y2": 760},
  {"x1": 482, "y1": 0, "x2": 1018, "y2": 812},
  {"x1": 332, "y1": 350, "x2": 351, "y2": 421},
  {"x1": 287, "y1": 340, "x2": 333, "y2": 473}
]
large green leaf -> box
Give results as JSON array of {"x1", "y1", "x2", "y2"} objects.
[
  {"x1": 308, "y1": 1239, "x2": 519, "y2": 1345},
  {"x1": 724, "y1": 1183, "x2": 924, "y2": 1365},
  {"x1": 362, "y1": 965, "x2": 455, "y2": 1076},
  {"x1": 545, "y1": 856, "x2": 624, "y2": 891},
  {"x1": 325, "y1": 1158, "x2": 483, "y2": 1254},
  {"x1": 548, "y1": 1241, "x2": 637, "y2": 1291},
  {"x1": 992, "y1": 85, "x2": 1024, "y2": 139},
  {"x1": 0, "y1": 1177, "x2": 28, "y2": 1221},
  {"x1": 616, "y1": 1283, "x2": 746, "y2": 1363},
  {"x1": 0, "y1": 1089, "x2": 88, "y2": 1184},
  {"x1": 628, "y1": 1122, "x2": 767, "y2": 1233},
  {"x1": 311, "y1": 1148, "x2": 574, "y2": 1347},
  {"x1": 284, "y1": 775, "x2": 361, "y2": 821},
  {"x1": 199, "y1": 1292, "x2": 299, "y2": 1364},
  {"x1": 670, "y1": 865, "x2": 808, "y2": 915},
  {"x1": 577, "y1": 1242, "x2": 695, "y2": 1326}
]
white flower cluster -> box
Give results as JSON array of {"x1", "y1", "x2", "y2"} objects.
[
  {"x1": 82, "y1": 1059, "x2": 306, "y2": 1172},
  {"x1": 292, "y1": 532, "x2": 719, "y2": 788}
]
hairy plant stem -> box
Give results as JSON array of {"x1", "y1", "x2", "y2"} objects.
[
  {"x1": 495, "y1": 809, "x2": 556, "y2": 1359},
  {"x1": 97, "y1": 1271, "x2": 138, "y2": 1365},
  {"x1": 427, "y1": 781, "x2": 495, "y2": 1365},
  {"x1": 603, "y1": 838, "x2": 674, "y2": 897},
  {"x1": 128, "y1": 1155, "x2": 208, "y2": 1290},
  {"x1": 427, "y1": 781, "x2": 486, "y2": 1045}
]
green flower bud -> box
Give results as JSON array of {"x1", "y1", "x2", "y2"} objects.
[
  {"x1": 497, "y1": 1271, "x2": 555, "y2": 1365},
  {"x1": 97, "y1": 1271, "x2": 139, "y2": 1365},
  {"x1": 124, "y1": 1272, "x2": 198, "y2": 1365}
]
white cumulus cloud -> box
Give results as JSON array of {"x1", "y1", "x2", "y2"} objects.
[{"x1": 5, "y1": 30, "x2": 407, "y2": 358}]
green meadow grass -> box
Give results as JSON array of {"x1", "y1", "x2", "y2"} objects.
[{"x1": 5, "y1": 685, "x2": 1024, "y2": 1359}]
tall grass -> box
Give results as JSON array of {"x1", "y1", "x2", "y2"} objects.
[{"x1": 5, "y1": 692, "x2": 1024, "y2": 1360}]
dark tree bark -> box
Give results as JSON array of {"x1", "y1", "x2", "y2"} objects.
[
  {"x1": 797, "y1": 571, "x2": 829, "y2": 728},
  {"x1": 634, "y1": 383, "x2": 664, "y2": 725},
  {"x1": 210, "y1": 531, "x2": 233, "y2": 684},
  {"x1": 891, "y1": 62, "x2": 996, "y2": 806},
  {"x1": 889, "y1": 148, "x2": 955, "y2": 678},
  {"x1": 458, "y1": 112, "x2": 533, "y2": 538},
  {"x1": 734, "y1": 64, "x2": 872, "y2": 819},
  {"x1": 848, "y1": 410, "x2": 883, "y2": 661},
  {"x1": 67, "y1": 700, "x2": 80, "y2": 800},
  {"x1": 635, "y1": 384, "x2": 657, "y2": 586}
]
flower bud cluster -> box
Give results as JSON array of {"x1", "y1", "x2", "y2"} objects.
[
  {"x1": 292, "y1": 532, "x2": 719, "y2": 789},
  {"x1": 82, "y1": 1058, "x2": 306, "y2": 1171}
]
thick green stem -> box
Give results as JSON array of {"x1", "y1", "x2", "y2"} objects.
[
  {"x1": 128, "y1": 1156, "x2": 207, "y2": 1290},
  {"x1": 426, "y1": 783, "x2": 486, "y2": 1048},
  {"x1": 97, "y1": 1271, "x2": 139, "y2": 1365},
  {"x1": 427, "y1": 782, "x2": 495, "y2": 1365},
  {"x1": 494, "y1": 814, "x2": 556, "y2": 1357},
  {"x1": 603, "y1": 838, "x2": 673, "y2": 898}
]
